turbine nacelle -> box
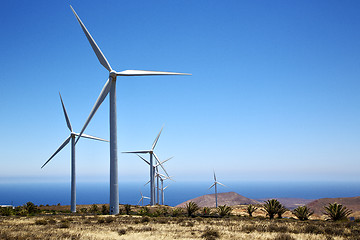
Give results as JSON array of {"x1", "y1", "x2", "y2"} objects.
[{"x1": 109, "y1": 70, "x2": 117, "y2": 78}]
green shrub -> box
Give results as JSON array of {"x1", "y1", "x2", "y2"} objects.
[
  {"x1": 101, "y1": 205, "x2": 109, "y2": 215},
  {"x1": 171, "y1": 208, "x2": 183, "y2": 217},
  {"x1": 217, "y1": 205, "x2": 232, "y2": 217},
  {"x1": 138, "y1": 207, "x2": 150, "y2": 216},
  {"x1": 263, "y1": 199, "x2": 281, "y2": 219},
  {"x1": 0, "y1": 207, "x2": 13, "y2": 216},
  {"x1": 185, "y1": 202, "x2": 199, "y2": 217},
  {"x1": 202, "y1": 207, "x2": 211, "y2": 216},
  {"x1": 90, "y1": 204, "x2": 99, "y2": 214},
  {"x1": 124, "y1": 204, "x2": 131, "y2": 215},
  {"x1": 292, "y1": 206, "x2": 314, "y2": 221},
  {"x1": 324, "y1": 202, "x2": 352, "y2": 221},
  {"x1": 246, "y1": 204, "x2": 257, "y2": 217}
]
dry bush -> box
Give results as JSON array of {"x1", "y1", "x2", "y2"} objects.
[
  {"x1": 118, "y1": 229, "x2": 126, "y2": 235},
  {"x1": 201, "y1": 228, "x2": 220, "y2": 240},
  {"x1": 35, "y1": 219, "x2": 48, "y2": 225},
  {"x1": 274, "y1": 233, "x2": 295, "y2": 240}
]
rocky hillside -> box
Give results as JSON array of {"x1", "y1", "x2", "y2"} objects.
[
  {"x1": 307, "y1": 196, "x2": 360, "y2": 214},
  {"x1": 176, "y1": 192, "x2": 260, "y2": 207}
]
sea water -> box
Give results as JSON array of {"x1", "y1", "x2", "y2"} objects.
[{"x1": 0, "y1": 181, "x2": 359, "y2": 207}]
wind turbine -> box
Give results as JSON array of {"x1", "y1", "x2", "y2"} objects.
[
  {"x1": 41, "y1": 93, "x2": 108, "y2": 213},
  {"x1": 69, "y1": 6, "x2": 190, "y2": 214},
  {"x1": 123, "y1": 127, "x2": 170, "y2": 205},
  {"x1": 208, "y1": 170, "x2": 227, "y2": 208},
  {"x1": 137, "y1": 154, "x2": 173, "y2": 204},
  {"x1": 137, "y1": 191, "x2": 150, "y2": 206},
  {"x1": 158, "y1": 174, "x2": 174, "y2": 205},
  {"x1": 161, "y1": 185, "x2": 170, "y2": 206}
]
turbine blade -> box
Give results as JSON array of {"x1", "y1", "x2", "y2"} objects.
[
  {"x1": 143, "y1": 196, "x2": 150, "y2": 199},
  {"x1": 137, "y1": 198, "x2": 142, "y2": 205},
  {"x1": 163, "y1": 186, "x2": 169, "y2": 190},
  {"x1": 152, "y1": 126, "x2": 164, "y2": 150},
  {"x1": 208, "y1": 183, "x2": 215, "y2": 190},
  {"x1": 75, "y1": 78, "x2": 112, "y2": 144},
  {"x1": 59, "y1": 93, "x2": 72, "y2": 132},
  {"x1": 77, "y1": 133, "x2": 109, "y2": 142},
  {"x1": 213, "y1": 170, "x2": 217, "y2": 181},
  {"x1": 161, "y1": 156, "x2": 173, "y2": 165},
  {"x1": 122, "y1": 150, "x2": 150, "y2": 154},
  {"x1": 70, "y1": 6, "x2": 112, "y2": 72},
  {"x1": 136, "y1": 154, "x2": 150, "y2": 165},
  {"x1": 217, "y1": 181, "x2": 227, "y2": 188},
  {"x1": 41, "y1": 136, "x2": 71, "y2": 168},
  {"x1": 144, "y1": 180, "x2": 150, "y2": 186},
  {"x1": 155, "y1": 156, "x2": 173, "y2": 167},
  {"x1": 153, "y1": 153, "x2": 169, "y2": 177},
  {"x1": 116, "y1": 70, "x2": 191, "y2": 76}
]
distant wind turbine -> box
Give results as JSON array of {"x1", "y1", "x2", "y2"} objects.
[
  {"x1": 123, "y1": 128, "x2": 169, "y2": 205},
  {"x1": 41, "y1": 93, "x2": 108, "y2": 212},
  {"x1": 137, "y1": 191, "x2": 150, "y2": 206},
  {"x1": 158, "y1": 174, "x2": 175, "y2": 205},
  {"x1": 70, "y1": 6, "x2": 190, "y2": 214},
  {"x1": 209, "y1": 170, "x2": 227, "y2": 208}
]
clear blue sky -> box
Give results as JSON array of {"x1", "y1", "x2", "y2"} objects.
[{"x1": 1, "y1": 0, "x2": 360, "y2": 184}]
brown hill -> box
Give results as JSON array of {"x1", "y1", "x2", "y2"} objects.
[
  {"x1": 307, "y1": 196, "x2": 360, "y2": 215},
  {"x1": 176, "y1": 192, "x2": 261, "y2": 208}
]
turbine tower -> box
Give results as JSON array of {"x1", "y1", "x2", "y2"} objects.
[
  {"x1": 209, "y1": 170, "x2": 227, "y2": 208},
  {"x1": 41, "y1": 93, "x2": 108, "y2": 212},
  {"x1": 69, "y1": 6, "x2": 190, "y2": 214},
  {"x1": 123, "y1": 127, "x2": 170, "y2": 205}
]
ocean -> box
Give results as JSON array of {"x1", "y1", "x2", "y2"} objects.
[{"x1": 0, "y1": 181, "x2": 359, "y2": 207}]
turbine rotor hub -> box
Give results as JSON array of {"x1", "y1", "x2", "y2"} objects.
[{"x1": 109, "y1": 70, "x2": 117, "y2": 79}]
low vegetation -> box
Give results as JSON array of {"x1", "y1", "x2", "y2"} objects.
[
  {"x1": 323, "y1": 202, "x2": 353, "y2": 221},
  {"x1": 292, "y1": 206, "x2": 314, "y2": 221},
  {"x1": 0, "y1": 201, "x2": 359, "y2": 239}
]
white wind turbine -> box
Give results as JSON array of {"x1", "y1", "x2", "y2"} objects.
[
  {"x1": 158, "y1": 174, "x2": 174, "y2": 205},
  {"x1": 123, "y1": 127, "x2": 169, "y2": 205},
  {"x1": 137, "y1": 191, "x2": 150, "y2": 206},
  {"x1": 209, "y1": 170, "x2": 227, "y2": 208},
  {"x1": 69, "y1": 6, "x2": 190, "y2": 214},
  {"x1": 41, "y1": 93, "x2": 108, "y2": 213},
  {"x1": 138, "y1": 155, "x2": 173, "y2": 204}
]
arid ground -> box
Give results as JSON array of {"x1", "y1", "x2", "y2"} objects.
[{"x1": 1, "y1": 204, "x2": 360, "y2": 240}]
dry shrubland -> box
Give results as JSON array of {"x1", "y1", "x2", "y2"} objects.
[
  {"x1": 1, "y1": 213, "x2": 360, "y2": 240},
  {"x1": 1, "y1": 203, "x2": 359, "y2": 239}
]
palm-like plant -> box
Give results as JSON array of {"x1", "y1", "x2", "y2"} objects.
[
  {"x1": 217, "y1": 205, "x2": 232, "y2": 217},
  {"x1": 185, "y1": 201, "x2": 199, "y2": 217},
  {"x1": 292, "y1": 206, "x2": 314, "y2": 221},
  {"x1": 263, "y1": 199, "x2": 281, "y2": 219},
  {"x1": 202, "y1": 207, "x2": 211, "y2": 216},
  {"x1": 276, "y1": 205, "x2": 288, "y2": 218},
  {"x1": 323, "y1": 202, "x2": 352, "y2": 221},
  {"x1": 247, "y1": 204, "x2": 257, "y2": 217}
]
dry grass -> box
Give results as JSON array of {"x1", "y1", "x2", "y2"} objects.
[{"x1": 1, "y1": 214, "x2": 360, "y2": 240}]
